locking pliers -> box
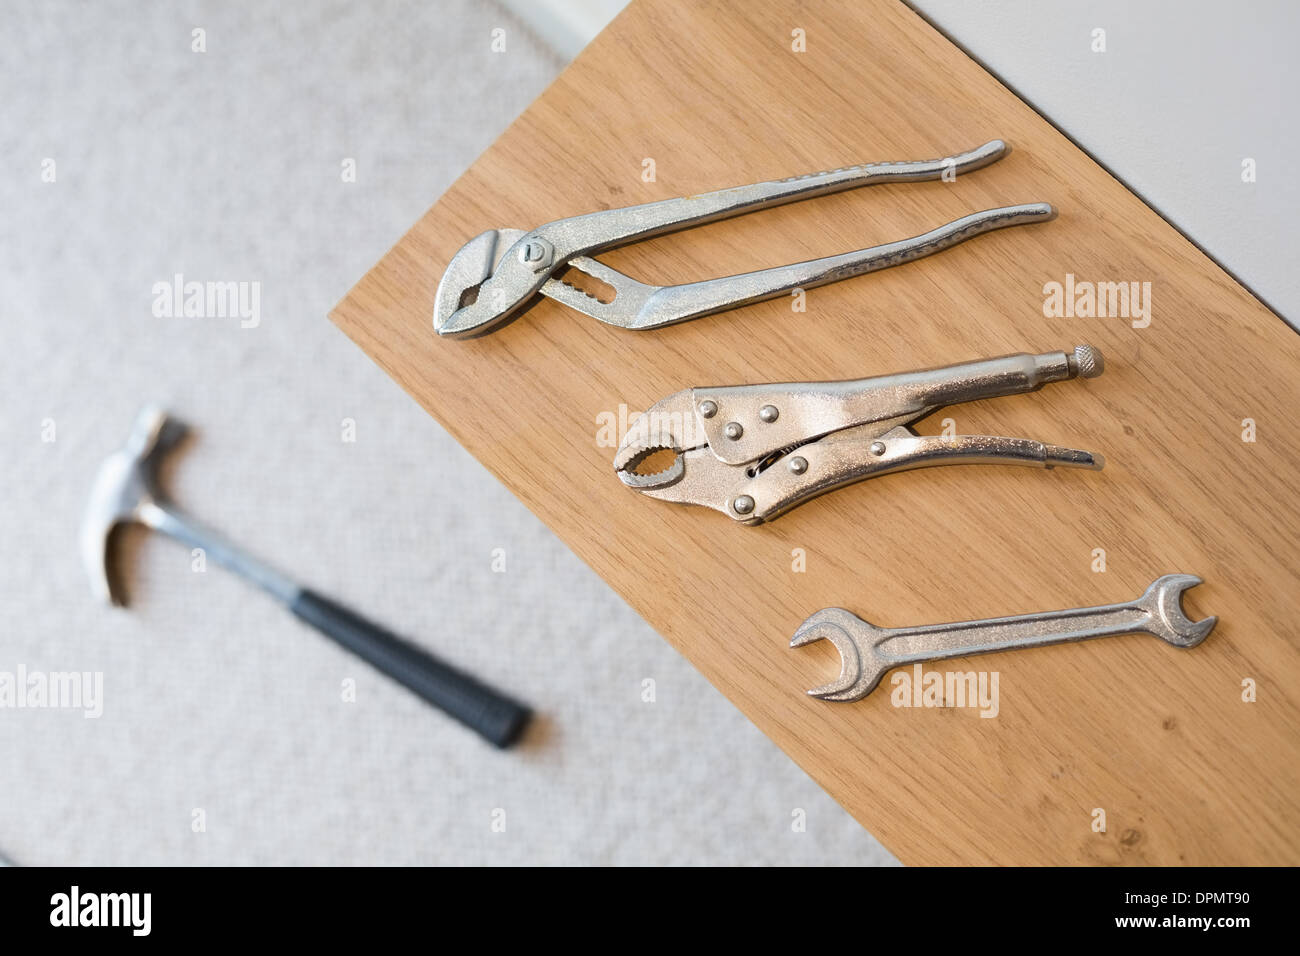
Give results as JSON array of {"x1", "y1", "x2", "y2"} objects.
[
  {"x1": 614, "y1": 346, "x2": 1105, "y2": 525},
  {"x1": 433, "y1": 140, "x2": 1054, "y2": 338}
]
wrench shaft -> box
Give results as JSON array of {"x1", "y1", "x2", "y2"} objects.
[{"x1": 876, "y1": 602, "x2": 1151, "y2": 666}]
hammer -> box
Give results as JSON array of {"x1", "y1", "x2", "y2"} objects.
[{"x1": 81, "y1": 406, "x2": 531, "y2": 747}]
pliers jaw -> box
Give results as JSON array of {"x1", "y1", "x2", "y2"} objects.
[
  {"x1": 433, "y1": 228, "x2": 547, "y2": 339},
  {"x1": 613, "y1": 389, "x2": 766, "y2": 520},
  {"x1": 612, "y1": 389, "x2": 699, "y2": 484},
  {"x1": 613, "y1": 388, "x2": 719, "y2": 492}
]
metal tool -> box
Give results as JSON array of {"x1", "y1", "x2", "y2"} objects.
[
  {"x1": 434, "y1": 139, "x2": 1054, "y2": 337},
  {"x1": 791, "y1": 574, "x2": 1216, "y2": 702},
  {"x1": 81, "y1": 407, "x2": 531, "y2": 748},
  {"x1": 615, "y1": 345, "x2": 1105, "y2": 525}
]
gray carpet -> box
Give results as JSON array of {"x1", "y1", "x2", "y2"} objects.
[{"x1": 0, "y1": 0, "x2": 895, "y2": 865}]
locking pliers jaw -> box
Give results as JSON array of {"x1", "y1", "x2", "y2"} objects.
[{"x1": 614, "y1": 346, "x2": 1105, "y2": 525}]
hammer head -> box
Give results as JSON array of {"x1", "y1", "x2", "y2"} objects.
[{"x1": 81, "y1": 406, "x2": 188, "y2": 605}]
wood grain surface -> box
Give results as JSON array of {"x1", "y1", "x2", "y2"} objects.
[{"x1": 331, "y1": 0, "x2": 1300, "y2": 864}]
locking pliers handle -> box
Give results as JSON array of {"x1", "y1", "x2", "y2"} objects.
[
  {"x1": 729, "y1": 426, "x2": 1103, "y2": 524},
  {"x1": 693, "y1": 347, "x2": 1103, "y2": 467}
]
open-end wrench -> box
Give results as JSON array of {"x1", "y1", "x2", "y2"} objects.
[{"x1": 790, "y1": 574, "x2": 1216, "y2": 702}]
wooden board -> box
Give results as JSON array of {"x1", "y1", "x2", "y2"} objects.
[{"x1": 331, "y1": 0, "x2": 1300, "y2": 864}]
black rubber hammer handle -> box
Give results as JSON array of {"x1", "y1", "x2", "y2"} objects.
[{"x1": 290, "y1": 590, "x2": 531, "y2": 748}]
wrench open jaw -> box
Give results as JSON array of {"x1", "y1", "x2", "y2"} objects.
[
  {"x1": 432, "y1": 140, "x2": 1058, "y2": 338},
  {"x1": 791, "y1": 609, "x2": 895, "y2": 702},
  {"x1": 1137, "y1": 574, "x2": 1218, "y2": 647},
  {"x1": 791, "y1": 574, "x2": 1217, "y2": 703},
  {"x1": 613, "y1": 347, "x2": 1105, "y2": 526}
]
